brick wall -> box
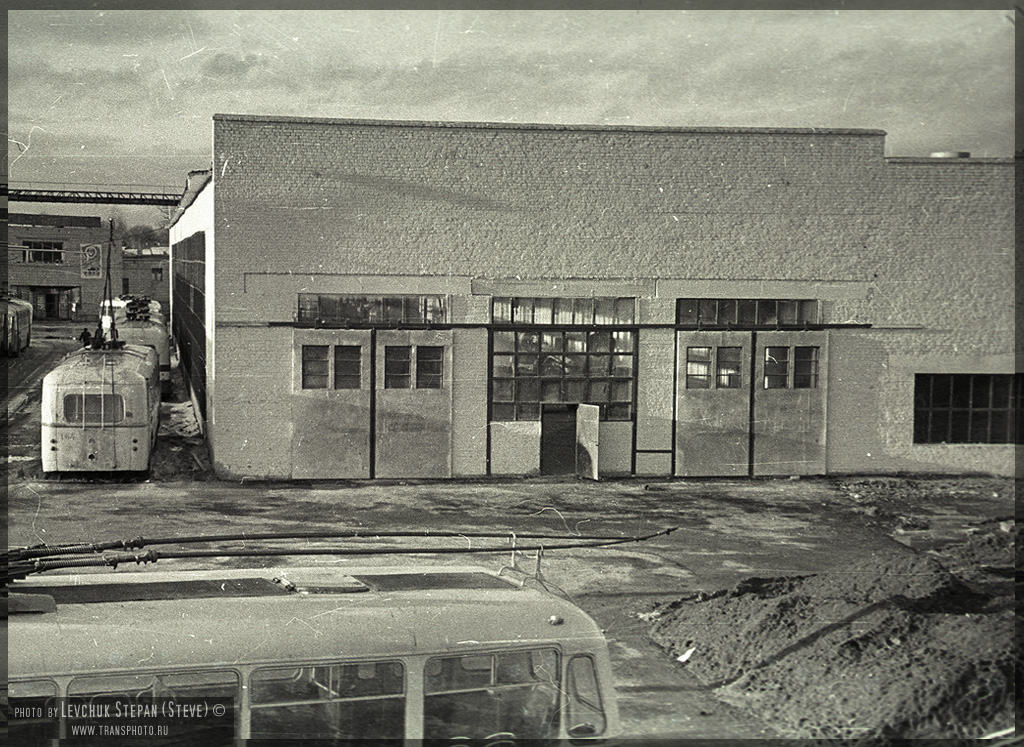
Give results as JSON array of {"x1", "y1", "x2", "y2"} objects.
[
  {"x1": 197, "y1": 115, "x2": 1015, "y2": 478},
  {"x1": 7, "y1": 219, "x2": 115, "y2": 320}
]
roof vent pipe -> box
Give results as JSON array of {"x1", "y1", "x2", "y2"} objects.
[{"x1": 929, "y1": 151, "x2": 971, "y2": 158}]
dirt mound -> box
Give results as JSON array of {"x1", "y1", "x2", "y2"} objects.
[{"x1": 647, "y1": 528, "x2": 1017, "y2": 741}]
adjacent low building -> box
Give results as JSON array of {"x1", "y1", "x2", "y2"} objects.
[
  {"x1": 121, "y1": 246, "x2": 170, "y2": 310},
  {"x1": 7, "y1": 213, "x2": 118, "y2": 321},
  {"x1": 169, "y1": 114, "x2": 1018, "y2": 480}
]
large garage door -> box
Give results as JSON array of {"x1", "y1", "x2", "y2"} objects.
[
  {"x1": 375, "y1": 329, "x2": 453, "y2": 478},
  {"x1": 675, "y1": 330, "x2": 827, "y2": 476}
]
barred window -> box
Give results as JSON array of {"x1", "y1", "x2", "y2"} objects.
[
  {"x1": 678, "y1": 299, "x2": 818, "y2": 328},
  {"x1": 493, "y1": 297, "x2": 635, "y2": 325},
  {"x1": 491, "y1": 329, "x2": 635, "y2": 421},
  {"x1": 914, "y1": 374, "x2": 1020, "y2": 444},
  {"x1": 297, "y1": 294, "x2": 446, "y2": 326}
]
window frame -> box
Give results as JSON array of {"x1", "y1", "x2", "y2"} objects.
[
  {"x1": 493, "y1": 297, "x2": 636, "y2": 326},
  {"x1": 677, "y1": 298, "x2": 819, "y2": 329},
  {"x1": 763, "y1": 346, "x2": 819, "y2": 390},
  {"x1": 297, "y1": 294, "x2": 447, "y2": 327},
  {"x1": 299, "y1": 343, "x2": 363, "y2": 392},
  {"x1": 913, "y1": 373, "x2": 1020, "y2": 444},
  {"x1": 491, "y1": 328, "x2": 636, "y2": 422},
  {"x1": 25, "y1": 240, "x2": 64, "y2": 264}
]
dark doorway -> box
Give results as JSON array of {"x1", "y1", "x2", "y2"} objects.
[
  {"x1": 45, "y1": 293, "x2": 60, "y2": 319},
  {"x1": 541, "y1": 404, "x2": 577, "y2": 475}
]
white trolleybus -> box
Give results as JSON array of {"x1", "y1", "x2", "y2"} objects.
[{"x1": 7, "y1": 528, "x2": 673, "y2": 744}]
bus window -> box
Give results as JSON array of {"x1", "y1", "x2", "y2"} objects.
[
  {"x1": 566, "y1": 655, "x2": 608, "y2": 738},
  {"x1": 64, "y1": 393, "x2": 125, "y2": 424},
  {"x1": 249, "y1": 661, "x2": 405, "y2": 740},
  {"x1": 8, "y1": 680, "x2": 60, "y2": 742},
  {"x1": 423, "y1": 649, "x2": 560, "y2": 740},
  {"x1": 66, "y1": 671, "x2": 238, "y2": 745}
]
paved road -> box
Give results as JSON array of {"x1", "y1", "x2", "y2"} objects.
[{"x1": 9, "y1": 474, "x2": 936, "y2": 739}]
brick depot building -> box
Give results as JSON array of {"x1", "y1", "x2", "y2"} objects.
[
  {"x1": 7, "y1": 213, "x2": 118, "y2": 321},
  {"x1": 169, "y1": 114, "x2": 1017, "y2": 481}
]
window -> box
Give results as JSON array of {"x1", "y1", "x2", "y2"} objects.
[
  {"x1": 416, "y1": 346, "x2": 443, "y2": 389},
  {"x1": 297, "y1": 294, "x2": 446, "y2": 326},
  {"x1": 63, "y1": 394, "x2": 125, "y2": 424},
  {"x1": 250, "y1": 662, "x2": 405, "y2": 741},
  {"x1": 334, "y1": 346, "x2": 361, "y2": 389},
  {"x1": 566, "y1": 655, "x2": 609, "y2": 739},
  {"x1": 914, "y1": 374, "x2": 1020, "y2": 444},
  {"x1": 385, "y1": 346, "x2": 443, "y2": 389},
  {"x1": 687, "y1": 347, "x2": 742, "y2": 389},
  {"x1": 301, "y1": 345, "x2": 363, "y2": 390},
  {"x1": 122, "y1": 278, "x2": 130, "y2": 295},
  {"x1": 493, "y1": 297, "x2": 635, "y2": 325},
  {"x1": 152, "y1": 267, "x2": 164, "y2": 282},
  {"x1": 717, "y1": 347, "x2": 742, "y2": 388},
  {"x1": 423, "y1": 650, "x2": 560, "y2": 740},
  {"x1": 491, "y1": 329, "x2": 635, "y2": 421},
  {"x1": 67, "y1": 671, "x2": 237, "y2": 743},
  {"x1": 301, "y1": 346, "x2": 330, "y2": 389},
  {"x1": 677, "y1": 298, "x2": 819, "y2": 328},
  {"x1": 26, "y1": 241, "x2": 64, "y2": 264},
  {"x1": 764, "y1": 347, "x2": 819, "y2": 389},
  {"x1": 686, "y1": 347, "x2": 712, "y2": 389}
]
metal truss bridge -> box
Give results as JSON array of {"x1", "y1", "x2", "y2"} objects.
[{"x1": 4, "y1": 182, "x2": 181, "y2": 206}]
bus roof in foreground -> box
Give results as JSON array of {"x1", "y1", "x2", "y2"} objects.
[{"x1": 9, "y1": 565, "x2": 606, "y2": 677}]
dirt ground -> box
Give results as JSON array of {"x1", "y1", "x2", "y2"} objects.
[{"x1": 647, "y1": 476, "x2": 1019, "y2": 742}]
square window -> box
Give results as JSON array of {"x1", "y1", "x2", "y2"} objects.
[
  {"x1": 517, "y1": 402, "x2": 540, "y2": 420},
  {"x1": 564, "y1": 379, "x2": 586, "y2": 401},
  {"x1": 516, "y1": 355, "x2": 539, "y2": 376},
  {"x1": 677, "y1": 299, "x2": 698, "y2": 325},
  {"x1": 492, "y1": 355, "x2": 514, "y2": 377},
  {"x1": 587, "y1": 330, "x2": 611, "y2": 353},
  {"x1": 492, "y1": 380, "x2": 514, "y2": 402},
  {"x1": 541, "y1": 380, "x2": 561, "y2": 402},
  {"x1": 493, "y1": 330, "x2": 515, "y2": 353},
  {"x1": 541, "y1": 332, "x2": 563, "y2": 352},
  {"x1": 492, "y1": 403, "x2": 515, "y2": 421}
]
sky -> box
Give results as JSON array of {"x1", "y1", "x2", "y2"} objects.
[{"x1": 6, "y1": 6, "x2": 1016, "y2": 226}]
